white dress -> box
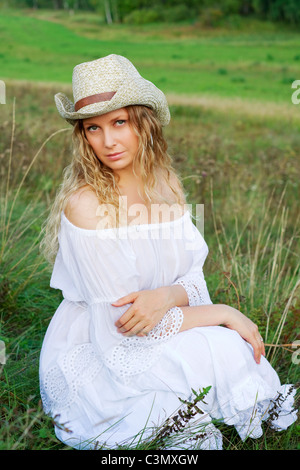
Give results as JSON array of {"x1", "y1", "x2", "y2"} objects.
[{"x1": 39, "y1": 210, "x2": 297, "y2": 450}]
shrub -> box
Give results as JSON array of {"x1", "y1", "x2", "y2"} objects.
[
  {"x1": 123, "y1": 4, "x2": 195, "y2": 24},
  {"x1": 123, "y1": 8, "x2": 161, "y2": 25},
  {"x1": 198, "y1": 8, "x2": 224, "y2": 27},
  {"x1": 160, "y1": 4, "x2": 195, "y2": 22}
]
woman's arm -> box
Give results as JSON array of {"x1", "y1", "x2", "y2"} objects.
[
  {"x1": 179, "y1": 303, "x2": 265, "y2": 364},
  {"x1": 113, "y1": 285, "x2": 188, "y2": 335},
  {"x1": 113, "y1": 288, "x2": 265, "y2": 364}
]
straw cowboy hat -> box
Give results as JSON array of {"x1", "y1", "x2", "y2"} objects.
[{"x1": 55, "y1": 54, "x2": 170, "y2": 126}]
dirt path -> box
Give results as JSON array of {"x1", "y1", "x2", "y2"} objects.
[
  {"x1": 5, "y1": 79, "x2": 300, "y2": 124},
  {"x1": 167, "y1": 93, "x2": 300, "y2": 123}
]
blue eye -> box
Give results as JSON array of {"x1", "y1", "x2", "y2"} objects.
[
  {"x1": 87, "y1": 125, "x2": 98, "y2": 131},
  {"x1": 115, "y1": 120, "x2": 126, "y2": 126}
]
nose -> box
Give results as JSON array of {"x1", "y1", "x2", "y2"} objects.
[{"x1": 103, "y1": 127, "x2": 116, "y2": 148}]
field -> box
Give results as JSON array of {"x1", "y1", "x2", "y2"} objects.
[
  {"x1": 2, "y1": 8, "x2": 300, "y2": 102},
  {"x1": 0, "y1": 8, "x2": 299, "y2": 450}
]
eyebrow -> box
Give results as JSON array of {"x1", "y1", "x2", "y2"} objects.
[
  {"x1": 83, "y1": 113, "x2": 128, "y2": 127},
  {"x1": 83, "y1": 121, "x2": 99, "y2": 127}
]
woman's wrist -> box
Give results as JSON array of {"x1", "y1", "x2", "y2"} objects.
[
  {"x1": 163, "y1": 285, "x2": 189, "y2": 309},
  {"x1": 217, "y1": 304, "x2": 240, "y2": 325},
  {"x1": 179, "y1": 303, "x2": 237, "y2": 331},
  {"x1": 155, "y1": 286, "x2": 240, "y2": 330}
]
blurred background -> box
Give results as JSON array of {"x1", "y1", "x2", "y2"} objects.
[{"x1": 0, "y1": 0, "x2": 299, "y2": 450}]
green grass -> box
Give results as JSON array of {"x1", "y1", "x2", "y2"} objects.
[
  {"x1": 0, "y1": 80, "x2": 299, "y2": 450},
  {"x1": 1, "y1": 8, "x2": 300, "y2": 103},
  {"x1": 0, "y1": 9, "x2": 299, "y2": 450}
]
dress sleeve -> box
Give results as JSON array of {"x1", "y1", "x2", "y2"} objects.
[
  {"x1": 172, "y1": 221, "x2": 213, "y2": 306},
  {"x1": 50, "y1": 214, "x2": 185, "y2": 378},
  {"x1": 50, "y1": 215, "x2": 141, "y2": 305}
]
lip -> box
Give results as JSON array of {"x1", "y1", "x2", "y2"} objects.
[{"x1": 106, "y1": 151, "x2": 124, "y2": 161}]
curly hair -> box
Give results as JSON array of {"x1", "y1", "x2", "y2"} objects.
[{"x1": 39, "y1": 105, "x2": 185, "y2": 264}]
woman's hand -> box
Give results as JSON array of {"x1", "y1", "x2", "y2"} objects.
[
  {"x1": 179, "y1": 303, "x2": 266, "y2": 364},
  {"x1": 113, "y1": 287, "x2": 176, "y2": 337},
  {"x1": 223, "y1": 306, "x2": 266, "y2": 364}
]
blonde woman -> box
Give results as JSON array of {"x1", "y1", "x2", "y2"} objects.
[{"x1": 39, "y1": 55, "x2": 297, "y2": 450}]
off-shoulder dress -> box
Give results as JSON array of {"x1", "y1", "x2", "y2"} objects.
[{"x1": 39, "y1": 210, "x2": 297, "y2": 450}]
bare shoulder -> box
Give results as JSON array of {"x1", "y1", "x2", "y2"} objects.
[{"x1": 64, "y1": 185, "x2": 100, "y2": 229}]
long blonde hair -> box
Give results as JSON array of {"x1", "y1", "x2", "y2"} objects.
[{"x1": 40, "y1": 105, "x2": 185, "y2": 264}]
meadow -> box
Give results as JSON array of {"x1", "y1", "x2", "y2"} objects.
[
  {"x1": 1, "y1": 8, "x2": 300, "y2": 102},
  {"x1": 0, "y1": 8, "x2": 299, "y2": 450}
]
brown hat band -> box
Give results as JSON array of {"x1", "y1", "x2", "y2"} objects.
[{"x1": 75, "y1": 91, "x2": 116, "y2": 111}]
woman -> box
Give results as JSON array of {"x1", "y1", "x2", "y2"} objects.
[{"x1": 39, "y1": 54, "x2": 297, "y2": 450}]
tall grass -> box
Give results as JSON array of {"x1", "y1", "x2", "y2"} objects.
[
  {"x1": 210, "y1": 183, "x2": 300, "y2": 365},
  {"x1": 0, "y1": 94, "x2": 71, "y2": 450},
  {"x1": 0, "y1": 81, "x2": 299, "y2": 450},
  {"x1": 0, "y1": 98, "x2": 69, "y2": 300}
]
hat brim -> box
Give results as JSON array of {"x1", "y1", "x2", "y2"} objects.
[{"x1": 55, "y1": 77, "x2": 170, "y2": 126}]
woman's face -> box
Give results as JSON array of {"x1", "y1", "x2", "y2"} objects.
[{"x1": 82, "y1": 108, "x2": 139, "y2": 176}]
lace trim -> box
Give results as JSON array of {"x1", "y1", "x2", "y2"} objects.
[
  {"x1": 174, "y1": 274, "x2": 212, "y2": 306},
  {"x1": 40, "y1": 343, "x2": 102, "y2": 414},
  {"x1": 221, "y1": 384, "x2": 298, "y2": 441},
  {"x1": 40, "y1": 307, "x2": 184, "y2": 414},
  {"x1": 104, "y1": 306, "x2": 184, "y2": 377}
]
